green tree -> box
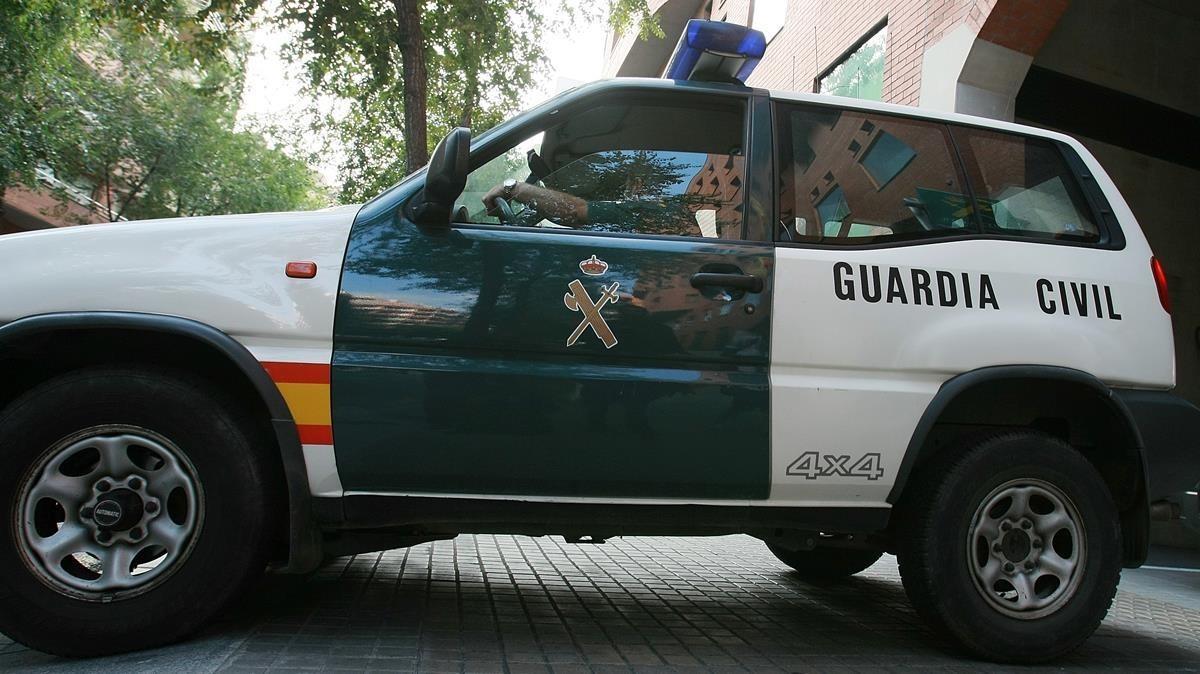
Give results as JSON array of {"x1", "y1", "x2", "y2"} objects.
[
  {"x1": 2, "y1": 0, "x2": 325, "y2": 221},
  {"x1": 279, "y1": 0, "x2": 660, "y2": 202},
  {"x1": 39, "y1": 24, "x2": 326, "y2": 220},
  {"x1": 2, "y1": 0, "x2": 263, "y2": 189},
  {"x1": 1, "y1": 0, "x2": 91, "y2": 195}
]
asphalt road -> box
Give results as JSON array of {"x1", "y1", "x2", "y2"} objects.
[{"x1": 3, "y1": 536, "x2": 1199, "y2": 673}]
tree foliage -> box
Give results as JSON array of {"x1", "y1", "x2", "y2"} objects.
[
  {"x1": 609, "y1": 0, "x2": 662, "y2": 40},
  {"x1": 279, "y1": 0, "x2": 661, "y2": 203},
  {"x1": 280, "y1": 0, "x2": 552, "y2": 201},
  {"x1": 1, "y1": 0, "x2": 326, "y2": 221}
]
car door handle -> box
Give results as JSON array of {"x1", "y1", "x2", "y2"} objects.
[{"x1": 690, "y1": 272, "x2": 763, "y2": 293}]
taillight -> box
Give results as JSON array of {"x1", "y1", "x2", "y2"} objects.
[{"x1": 1151, "y1": 256, "x2": 1171, "y2": 314}]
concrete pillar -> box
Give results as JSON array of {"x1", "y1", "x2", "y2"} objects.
[
  {"x1": 918, "y1": 0, "x2": 1070, "y2": 120},
  {"x1": 919, "y1": 25, "x2": 1033, "y2": 121}
]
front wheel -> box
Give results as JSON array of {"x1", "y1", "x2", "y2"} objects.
[
  {"x1": 896, "y1": 431, "x2": 1121, "y2": 663},
  {"x1": 0, "y1": 367, "x2": 279, "y2": 656}
]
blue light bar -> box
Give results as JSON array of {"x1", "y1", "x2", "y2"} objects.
[{"x1": 663, "y1": 20, "x2": 767, "y2": 84}]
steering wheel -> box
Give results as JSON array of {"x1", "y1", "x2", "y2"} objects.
[{"x1": 492, "y1": 196, "x2": 517, "y2": 225}]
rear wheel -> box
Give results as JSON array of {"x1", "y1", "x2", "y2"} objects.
[
  {"x1": 896, "y1": 431, "x2": 1121, "y2": 663},
  {"x1": 0, "y1": 367, "x2": 278, "y2": 656},
  {"x1": 767, "y1": 544, "x2": 883, "y2": 581}
]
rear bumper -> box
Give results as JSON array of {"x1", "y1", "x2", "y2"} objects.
[{"x1": 1114, "y1": 389, "x2": 1200, "y2": 534}]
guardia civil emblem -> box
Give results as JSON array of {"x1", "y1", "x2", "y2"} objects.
[{"x1": 563, "y1": 278, "x2": 619, "y2": 349}]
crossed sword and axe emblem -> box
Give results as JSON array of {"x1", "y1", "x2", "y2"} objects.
[{"x1": 563, "y1": 279, "x2": 620, "y2": 349}]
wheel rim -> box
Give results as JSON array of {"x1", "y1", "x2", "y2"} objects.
[
  {"x1": 15, "y1": 425, "x2": 203, "y2": 600},
  {"x1": 966, "y1": 477, "x2": 1086, "y2": 619}
]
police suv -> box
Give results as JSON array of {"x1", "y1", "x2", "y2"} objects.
[{"x1": 0, "y1": 20, "x2": 1196, "y2": 664}]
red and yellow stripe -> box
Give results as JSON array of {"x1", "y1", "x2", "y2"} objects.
[{"x1": 263, "y1": 362, "x2": 332, "y2": 445}]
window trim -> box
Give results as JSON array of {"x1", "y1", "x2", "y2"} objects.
[
  {"x1": 420, "y1": 219, "x2": 776, "y2": 248},
  {"x1": 771, "y1": 100, "x2": 1127, "y2": 251},
  {"x1": 813, "y1": 17, "x2": 888, "y2": 97},
  {"x1": 442, "y1": 86, "x2": 763, "y2": 244},
  {"x1": 1055, "y1": 138, "x2": 1125, "y2": 250}
]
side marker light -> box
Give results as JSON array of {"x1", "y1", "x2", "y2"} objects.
[{"x1": 286, "y1": 261, "x2": 318, "y2": 279}]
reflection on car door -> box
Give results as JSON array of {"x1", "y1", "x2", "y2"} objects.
[
  {"x1": 332, "y1": 223, "x2": 773, "y2": 499},
  {"x1": 332, "y1": 92, "x2": 774, "y2": 500}
]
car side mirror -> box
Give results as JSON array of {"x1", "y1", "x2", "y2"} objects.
[{"x1": 406, "y1": 127, "x2": 471, "y2": 225}]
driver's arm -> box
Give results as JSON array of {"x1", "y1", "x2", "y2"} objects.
[{"x1": 482, "y1": 182, "x2": 588, "y2": 226}]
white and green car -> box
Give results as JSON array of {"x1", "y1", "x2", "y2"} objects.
[{"x1": 0, "y1": 20, "x2": 1196, "y2": 664}]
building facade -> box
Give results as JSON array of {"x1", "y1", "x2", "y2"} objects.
[
  {"x1": 1, "y1": 177, "x2": 114, "y2": 234},
  {"x1": 604, "y1": 0, "x2": 1200, "y2": 410}
]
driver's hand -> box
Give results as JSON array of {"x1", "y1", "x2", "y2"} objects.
[{"x1": 482, "y1": 183, "x2": 515, "y2": 215}]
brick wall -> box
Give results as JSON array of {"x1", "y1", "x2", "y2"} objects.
[
  {"x1": 741, "y1": 0, "x2": 999, "y2": 106},
  {"x1": 976, "y1": 0, "x2": 1070, "y2": 55},
  {"x1": 0, "y1": 185, "x2": 106, "y2": 234}
]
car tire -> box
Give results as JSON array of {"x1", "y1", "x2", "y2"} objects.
[
  {"x1": 767, "y1": 544, "x2": 883, "y2": 581},
  {"x1": 896, "y1": 431, "x2": 1121, "y2": 663},
  {"x1": 0, "y1": 366, "x2": 279, "y2": 657}
]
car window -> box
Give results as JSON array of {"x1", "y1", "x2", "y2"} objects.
[
  {"x1": 950, "y1": 127, "x2": 1100, "y2": 242},
  {"x1": 457, "y1": 96, "x2": 748, "y2": 239},
  {"x1": 775, "y1": 103, "x2": 973, "y2": 245},
  {"x1": 459, "y1": 134, "x2": 543, "y2": 225}
]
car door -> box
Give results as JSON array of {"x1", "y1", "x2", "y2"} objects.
[
  {"x1": 331, "y1": 86, "x2": 775, "y2": 500},
  {"x1": 768, "y1": 97, "x2": 1139, "y2": 509}
]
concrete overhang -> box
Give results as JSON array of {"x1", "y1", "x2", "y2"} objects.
[{"x1": 603, "y1": 0, "x2": 708, "y2": 78}]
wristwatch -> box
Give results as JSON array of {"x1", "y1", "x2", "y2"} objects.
[{"x1": 502, "y1": 178, "x2": 518, "y2": 198}]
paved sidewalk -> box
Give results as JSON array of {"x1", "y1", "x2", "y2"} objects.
[{"x1": 3, "y1": 535, "x2": 1200, "y2": 672}]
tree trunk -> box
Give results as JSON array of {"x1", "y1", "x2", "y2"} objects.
[
  {"x1": 116, "y1": 155, "x2": 160, "y2": 221},
  {"x1": 459, "y1": 71, "x2": 478, "y2": 128},
  {"x1": 393, "y1": 0, "x2": 429, "y2": 173},
  {"x1": 103, "y1": 168, "x2": 115, "y2": 222}
]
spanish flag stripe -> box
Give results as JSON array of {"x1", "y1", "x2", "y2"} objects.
[
  {"x1": 297, "y1": 424, "x2": 334, "y2": 445},
  {"x1": 262, "y1": 361, "x2": 331, "y2": 385},
  {"x1": 263, "y1": 361, "x2": 333, "y2": 445},
  {"x1": 275, "y1": 382, "x2": 332, "y2": 426}
]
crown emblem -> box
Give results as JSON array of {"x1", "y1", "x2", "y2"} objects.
[{"x1": 579, "y1": 255, "x2": 608, "y2": 276}]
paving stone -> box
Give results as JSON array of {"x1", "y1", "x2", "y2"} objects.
[{"x1": 3, "y1": 535, "x2": 1200, "y2": 672}]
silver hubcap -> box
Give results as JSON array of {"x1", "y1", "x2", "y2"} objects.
[
  {"x1": 16, "y1": 426, "x2": 202, "y2": 600},
  {"x1": 967, "y1": 478, "x2": 1085, "y2": 619}
]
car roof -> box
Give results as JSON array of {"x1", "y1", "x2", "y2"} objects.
[
  {"x1": 542, "y1": 77, "x2": 1084, "y2": 151},
  {"x1": 765, "y1": 87, "x2": 1080, "y2": 145}
]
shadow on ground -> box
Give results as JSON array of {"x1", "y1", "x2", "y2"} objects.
[{"x1": 5, "y1": 535, "x2": 1200, "y2": 672}]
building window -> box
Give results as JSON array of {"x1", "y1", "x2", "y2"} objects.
[
  {"x1": 751, "y1": 0, "x2": 787, "y2": 43},
  {"x1": 817, "y1": 23, "x2": 888, "y2": 101},
  {"x1": 859, "y1": 131, "x2": 916, "y2": 189}
]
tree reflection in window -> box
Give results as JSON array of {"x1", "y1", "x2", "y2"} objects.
[{"x1": 545, "y1": 149, "x2": 739, "y2": 238}]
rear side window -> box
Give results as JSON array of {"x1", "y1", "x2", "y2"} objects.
[
  {"x1": 775, "y1": 103, "x2": 973, "y2": 245},
  {"x1": 950, "y1": 127, "x2": 1100, "y2": 243}
]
